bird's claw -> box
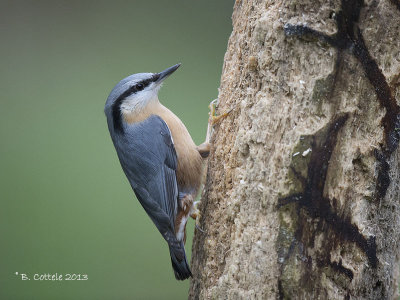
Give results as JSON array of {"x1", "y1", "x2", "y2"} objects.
[
  {"x1": 208, "y1": 98, "x2": 232, "y2": 125},
  {"x1": 190, "y1": 201, "x2": 205, "y2": 233},
  {"x1": 205, "y1": 98, "x2": 233, "y2": 143},
  {"x1": 195, "y1": 223, "x2": 206, "y2": 233}
]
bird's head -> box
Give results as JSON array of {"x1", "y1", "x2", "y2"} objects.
[{"x1": 104, "y1": 63, "x2": 180, "y2": 132}]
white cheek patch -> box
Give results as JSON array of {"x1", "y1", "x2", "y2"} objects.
[{"x1": 120, "y1": 87, "x2": 158, "y2": 112}]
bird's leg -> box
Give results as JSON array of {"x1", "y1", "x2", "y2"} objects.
[
  {"x1": 196, "y1": 142, "x2": 211, "y2": 158},
  {"x1": 175, "y1": 193, "x2": 194, "y2": 242},
  {"x1": 189, "y1": 200, "x2": 200, "y2": 220},
  {"x1": 198, "y1": 98, "x2": 233, "y2": 159},
  {"x1": 192, "y1": 99, "x2": 234, "y2": 234},
  {"x1": 190, "y1": 201, "x2": 205, "y2": 233},
  {"x1": 178, "y1": 192, "x2": 193, "y2": 214},
  {"x1": 205, "y1": 98, "x2": 232, "y2": 143},
  {"x1": 179, "y1": 192, "x2": 204, "y2": 233},
  {"x1": 209, "y1": 98, "x2": 232, "y2": 125}
]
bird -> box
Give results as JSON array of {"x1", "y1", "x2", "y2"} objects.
[{"x1": 104, "y1": 64, "x2": 210, "y2": 280}]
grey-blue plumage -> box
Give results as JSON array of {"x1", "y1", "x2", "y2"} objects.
[{"x1": 104, "y1": 65, "x2": 193, "y2": 280}]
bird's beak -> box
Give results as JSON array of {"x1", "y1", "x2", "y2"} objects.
[{"x1": 155, "y1": 63, "x2": 181, "y2": 83}]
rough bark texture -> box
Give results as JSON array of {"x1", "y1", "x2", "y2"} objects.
[{"x1": 189, "y1": 0, "x2": 400, "y2": 299}]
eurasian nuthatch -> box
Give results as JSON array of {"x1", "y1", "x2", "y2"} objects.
[{"x1": 104, "y1": 64, "x2": 210, "y2": 280}]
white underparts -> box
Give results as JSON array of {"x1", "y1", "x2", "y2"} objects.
[{"x1": 176, "y1": 215, "x2": 188, "y2": 241}]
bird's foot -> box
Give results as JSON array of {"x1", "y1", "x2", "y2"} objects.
[
  {"x1": 189, "y1": 200, "x2": 200, "y2": 220},
  {"x1": 205, "y1": 98, "x2": 233, "y2": 143},
  {"x1": 196, "y1": 142, "x2": 211, "y2": 158},
  {"x1": 180, "y1": 194, "x2": 193, "y2": 215},
  {"x1": 208, "y1": 98, "x2": 232, "y2": 125},
  {"x1": 190, "y1": 201, "x2": 205, "y2": 233}
]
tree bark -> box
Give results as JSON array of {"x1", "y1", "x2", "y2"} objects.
[{"x1": 189, "y1": 0, "x2": 400, "y2": 299}]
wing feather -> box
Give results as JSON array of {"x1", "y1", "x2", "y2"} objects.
[
  {"x1": 115, "y1": 115, "x2": 178, "y2": 235},
  {"x1": 111, "y1": 114, "x2": 192, "y2": 279}
]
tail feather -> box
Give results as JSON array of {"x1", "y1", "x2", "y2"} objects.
[{"x1": 168, "y1": 241, "x2": 192, "y2": 280}]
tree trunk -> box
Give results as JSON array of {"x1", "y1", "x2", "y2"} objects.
[{"x1": 189, "y1": 0, "x2": 400, "y2": 299}]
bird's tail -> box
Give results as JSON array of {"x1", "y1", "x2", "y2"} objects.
[{"x1": 168, "y1": 237, "x2": 192, "y2": 280}]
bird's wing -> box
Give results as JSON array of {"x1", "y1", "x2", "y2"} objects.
[{"x1": 116, "y1": 115, "x2": 178, "y2": 236}]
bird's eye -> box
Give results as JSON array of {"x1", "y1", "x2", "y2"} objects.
[{"x1": 136, "y1": 83, "x2": 144, "y2": 91}]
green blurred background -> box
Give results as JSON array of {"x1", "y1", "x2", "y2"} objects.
[{"x1": 0, "y1": 1, "x2": 233, "y2": 299}]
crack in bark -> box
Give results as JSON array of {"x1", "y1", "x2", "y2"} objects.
[
  {"x1": 277, "y1": 0, "x2": 400, "y2": 295},
  {"x1": 328, "y1": 260, "x2": 354, "y2": 280},
  {"x1": 285, "y1": 0, "x2": 400, "y2": 200},
  {"x1": 278, "y1": 115, "x2": 377, "y2": 270}
]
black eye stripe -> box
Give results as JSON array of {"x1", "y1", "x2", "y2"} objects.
[
  {"x1": 111, "y1": 74, "x2": 160, "y2": 133},
  {"x1": 125, "y1": 77, "x2": 156, "y2": 95}
]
